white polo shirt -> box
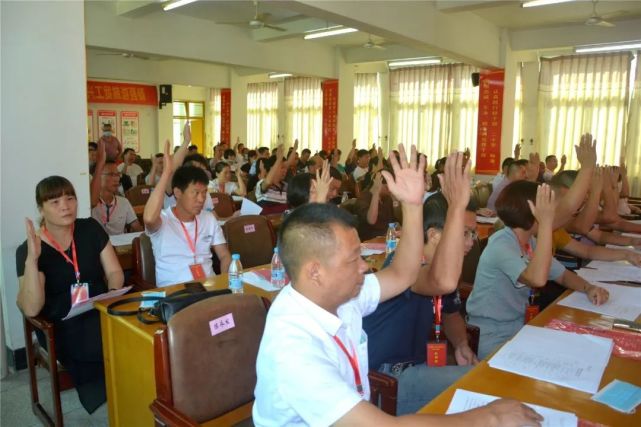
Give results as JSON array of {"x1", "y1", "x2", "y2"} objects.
[
  {"x1": 117, "y1": 162, "x2": 144, "y2": 186},
  {"x1": 253, "y1": 274, "x2": 381, "y2": 427},
  {"x1": 352, "y1": 166, "x2": 368, "y2": 181},
  {"x1": 90, "y1": 195, "x2": 138, "y2": 235},
  {"x1": 208, "y1": 179, "x2": 239, "y2": 196},
  {"x1": 147, "y1": 207, "x2": 226, "y2": 287}
]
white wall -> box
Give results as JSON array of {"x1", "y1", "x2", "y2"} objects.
[{"x1": 1, "y1": 0, "x2": 89, "y2": 351}]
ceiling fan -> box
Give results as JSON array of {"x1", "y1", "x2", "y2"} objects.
[
  {"x1": 584, "y1": 0, "x2": 617, "y2": 27},
  {"x1": 216, "y1": 0, "x2": 286, "y2": 32},
  {"x1": 96, "y1": 52, "x2": 149, "y2": 60},
  {"x1": 362, "y1": 35, "x2": 386, "y2": 50}
]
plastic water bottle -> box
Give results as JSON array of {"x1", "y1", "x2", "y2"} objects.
[
  {"x1": 228, "y1": 253, "x2": 244, "y2": 294},
  {"x1": 385, "y1": 223, "x2": 397, "y2": 255},
  {"x1": 270, "y1": 247, "x2": 286, "y2": 289}
]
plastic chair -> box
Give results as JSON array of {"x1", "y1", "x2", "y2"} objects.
[
  {"x1": 222, "y1": 215, "x2": 276, "y2": 268},
  {"x1": 131, "y1": 234, "x2": 156, "y2": 291},
  {"x1": 125, "y1": 185, "x2": 154, "y2": 207}
]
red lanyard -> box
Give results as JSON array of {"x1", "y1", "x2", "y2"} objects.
[
  {"x1": 433, "y1": 296, "x2": 442, "y2": 341},
  {"x1": 42, "y1": 224, "x2": 80, "y2": 284},
  {"x1": 332, "y1": 335, "x2": 364, "y2": 396},
  {"x1": 219, "y1": 182, "x2": 225, "y2": 193},
  {"x1": 100, "y1": 197, "x2": 117, "y2": 225},
  {"x1": 173, "y1": 208, "x2": 198, "y2": 260}
]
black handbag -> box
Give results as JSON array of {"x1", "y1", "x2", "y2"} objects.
[{"x1": 107, "y1": 285, "x2": 231, "y2": 324}]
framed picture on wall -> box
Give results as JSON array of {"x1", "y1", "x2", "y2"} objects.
[
  {"x1": 120, "y1": 111, "x2": 140, "y2": 152},
  {"x1": 98, "y1": 110, "x2": 118, "y2": 138},
  {"x1": 87, "y1": 109, "x2": 94, "y2": 142}
]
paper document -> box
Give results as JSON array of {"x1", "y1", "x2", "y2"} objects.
[
  {"x1": 446, "y1": 389, "x2": 577, "y2": 427},
  {"x1": 62, "y1": 286, "x2": 132, "y2": 320},
  {"x1": 476, "y1": 216, "x2": 499, "y2": 224},
  {"x1": 488, "y1": 325, "x2": 613, "y2": 394},
  {"x1": 605, "y1": 244, "x2": 641, "y2": 254},
  {"x1": 557, "y1": 282, "x2": 641, "y2": 321},
  {"x1": 592, "y1": 380, "x2": 641, "y2": 414},
  {"x1": 240, "y1": 198, "x2": 263, "y2": 216},
  {"x1": 242, "y1": 271, "x2": 282, "y2": 292},
  {"x1": 109, "y1": 232, "x2": 143, "y2": 247},
  {"x1": 584, "y1": 260, "x2": 641, "y2": 281}
]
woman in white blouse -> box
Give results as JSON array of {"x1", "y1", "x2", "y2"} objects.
[{"x1": 208, "y1": 161, "x2": 246, "y2": 197}]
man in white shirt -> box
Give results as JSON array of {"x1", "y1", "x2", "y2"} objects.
[
  {"x1": 253, "y1": 144, "x2": 542, "y2": 427},
  {"x1": 492, "y1": 157, "x2": 514, "y2": 190},
  {"x1": 118, "y1": 148, "x2": 144, "y2": 186},
  {"x1": 90, "y1": 160, "x2": 143, "y2": 235},
  {"x1": 543, "y1": 154, "x2": 566, "y2": 183},
  {"x1": 143, "y1": 142, "x2": 231, "y2": 287},
  {"x1": 352, "y1": 149, "x2": 370, "y2": 181},
  {"x1": 145, "y1": 153, "x2": 164, "y2": 186}
]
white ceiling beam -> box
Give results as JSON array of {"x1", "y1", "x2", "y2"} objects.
[
  {"x1": 435, "y1": 1, "x2": 513, "y2": 13},
  {"x1": 116, "y1": 1, "x2": 159, "y2": 17},
  {"x1": 251, "y1": 17, "x2": 331, "y2": 41},
  {"x1": 342, "y1": 44, "x2": 439, "y2": 65}
]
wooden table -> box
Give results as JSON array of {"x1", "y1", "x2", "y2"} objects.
[
  {"x1": 418, "y1": 291, "x2": 641, "y2": 425},
  {"x1": 95, "y1": 270, "x2": 278, "y2": 427}
]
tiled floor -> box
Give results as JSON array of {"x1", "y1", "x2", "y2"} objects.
[{"x1": 1, "y1": 367, "x2": 108, "y2": 427}]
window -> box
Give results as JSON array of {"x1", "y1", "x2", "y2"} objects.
[
  {"x1": 285, "y1": 77, "x2": 323, "y2": 153},
  {"x1": 173, "y1": 100, "x2": 205, "y2": 152},
  {"x1": 247, "y1": 82, "x2": 279, "y2": 148},
  {"x1": 353, "y1": 73, "x2": 381, "y2": 149}
]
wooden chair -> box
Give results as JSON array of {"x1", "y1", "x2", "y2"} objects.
[
  {"x1": 23, "y1": 315, "x2": 74, "y2": 427},
  {"x1": 210, "y1": 192, "x2": 235, "y2": 218},
  {"x1": 131, "y1": 234, "x2": 156, "y2": 291},
  {"x1": 150, "y1": 294, "x2": 270, "y2": 426},
  {"x1": 125, "y1": 185, "x2": 154, "y2": 207},
  {"x1": 472, "y1": 183, "x2": 492, "y2": 209},
  {"x1": 222, "y1": 215, "x2": 276, "y2": 268}
]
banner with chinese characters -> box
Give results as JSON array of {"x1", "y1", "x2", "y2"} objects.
[
  {"x1": 475, "y1": 69, "x2": 504, "y2": 174},
  {"x1": 220, "y1": 88, "x2": 231, "y2": 144},
  {"x1": 87, "y1": 110, "x2": 94, "y2": 142},
  {"x1": 120, "y1": 111, "x2": 140, "y2": 152},
  {"x1": 97, "y1": 110, "x2": 118, "y2": 138},
  {"x1": 322, "y1": 79, "x2": 339, "y2": 151},
  {"x1": 87, "y1": 81, "x2": 158, "y2": 106}
]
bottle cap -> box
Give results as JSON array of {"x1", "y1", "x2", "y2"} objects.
[
  {"x1": 388, "y1": 223, "x2": 396, "y2": 228},
  {"x1": 273, "y1": 247, "x2": 279, "y2": 253},
  {"x1": 232, "y1": 253, "x2": 240, "y2": 260}
]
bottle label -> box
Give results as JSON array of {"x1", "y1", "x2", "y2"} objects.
[
  {"x1": 229, "y1": 276, "x2": 242, "y2": 289},
  {"x1": 271, "y1": 269, "x2": 284, "y2": 282},
  {"x1": 386, "y1": 239, "x2": 397, "y2": 251}
]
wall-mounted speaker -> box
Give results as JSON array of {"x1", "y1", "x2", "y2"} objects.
[
  {"x1": 159, "y1": 84, "x2": 172, "y2": 108},
  {"x1": 471, "y1": 72, "x2": 480, "y2": 87}
]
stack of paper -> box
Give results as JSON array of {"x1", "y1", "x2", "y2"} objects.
[
  {"x1": 557, "y1": 282, "x2": 641, "y2": 321},
  {"x1": 583, "y1": 260, "x2": 640, "y2": 281},
  {"x1": 488, "y1": 325, "x2": 613, "y2": 394},
  {"x1": 109, "y1": 232, "x2": 143, "y2": 247},
  {"x1": 446, "y1": 389, "x2": 577, "y2": 427}
]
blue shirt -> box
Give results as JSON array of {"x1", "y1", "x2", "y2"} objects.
[{"x1": 466, "y1": 227, "x2": 566, "y2": 323}]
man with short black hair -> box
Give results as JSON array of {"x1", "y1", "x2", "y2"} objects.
[
  {"x1": 253, "y1": 146, "x2": 541, "y2": 427},
  {"x1": 117, "y1": 148, "x2": 144, "y2": 186},
  {"x1": 543, "y1": 154, "x2": 566, "y2": 182},
  {"x1": 492, "y1": 157, "x2": 514, "y2": 189},
  {"x1": 143, "y1": 142, "x2": 230, "y2": 287}
]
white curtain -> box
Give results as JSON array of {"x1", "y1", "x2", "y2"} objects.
[
  {"x1": 285, "y1": 77, "x2": 323, "y2": 152},
  {"x1": 208, "y1": 88, "x2": 221, "y2": 157},
  {"x1": 538, "y1": 53, "x2": 631, "y2": 169},
  {"x1": 247, "y1": 82, "x2": 279, "y2": 148},
  {"x1": 389, "y1": 63, "x2": 479, "y2": 167},
  {"x1": 354, "y1": 73, "x2": 381, "y2": 149},
  {"x1": 626, "y1": 56, "x2": 641, "y2": 197},
  {"x1": 513, "y1": 64, "x2": 524, "y2": 147}
]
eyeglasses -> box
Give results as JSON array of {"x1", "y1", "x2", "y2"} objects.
[
  {"x1": 102, "y1": 172, "x2": 122, "y2": 178},
  {"x1": 464, "y1": 230, "x2": 479, "y2": 241}
]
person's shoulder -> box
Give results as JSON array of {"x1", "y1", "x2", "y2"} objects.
[{"x1": 77, "y1": 217, "x2": 103, "y2": 231}]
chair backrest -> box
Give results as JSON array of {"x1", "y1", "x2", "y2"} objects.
[
  {"x1": 473, "y1": 183, "x2": 492, "y2": 209},
  {"x1": 132, "y1": 234, "x2": 156, "y2": 290},
  {"x1": 222, "y1": 215, "x2": 276, "y2": 268},
  {"x1": 210, "y1": 192, "x2": 235, "y2": 218},
  {"x1": 154, "y1": 294, "x2": 269, "y2": 423},
  {"x1": 125, "y1": 185, "x2": 153, "y2": 207}
]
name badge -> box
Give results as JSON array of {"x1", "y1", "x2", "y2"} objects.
[
  {"x1": 525, "y1": 305, "x2": 540, "y2": 323},
  {"x1": 189, "y1": 263, "x2": 206, "y2": 280},
  {"x1": 70, "y1": 283, "x2": 90, "y2": 306},
  {"x1": 426, "y1": 341, "x2": 447, "y2": 367}
]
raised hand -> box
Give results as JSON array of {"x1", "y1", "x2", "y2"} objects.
[
  {"x1": 527, "y1": 184, "x2": 555, "y2": 227},
  {"x1": 312, "y1": 159, "x2": 332, "y2": 203},
  {"x1": 438, "y1": 152, "x2": 471, "y2": 210},
  {"x1": 293, "y1": 139, "x2": 299, "y2": 152},
  {"x1": 25, "y1": 218, "x2": 42, "y2": 261},
  {"x1": 560, "y1": 154, "x2": 567, "y2": 166},
  {"x1": 381, "y1": 144, "x2": 426, "y2": 206},
  {"x1": 370, "y1": 172, "x2": 383, "y2": 195},
  {"x1": 183, "y1": 121, "x2": 191, "y2": 144},
  {"x1": 525, "y1": 152, "x2": 540, "y2": 182},
  {"x1": 514, "y1": 143, "x2": 521, "y2": 160},
  {"x1": 96, "y1": 139, "x2": 106, "y2": 168},
  {"x1": 591, "y1": 166, "x2": 604, "y2": 195},
  {"x1": 161, "y1": 139, "x2": 173, "y2": 177},
  {"x1": 352, "y1": 138, "x2": 357, "y2": 149},
  {"x1": 575, "y1": 133, "x2": 597, "y2": 168}
]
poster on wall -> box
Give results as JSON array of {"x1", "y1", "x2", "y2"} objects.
[
  {"x1": 322, "y1": 79, "x2": 339, "y2": 152},
  {"x1": 87, "y1": 110, "x2": 94, "y2": 142},
  {"x1": 120, "y1": 111, "x2": 140, "y2": 152},
  {"x1": 97, "y1": 110, "x2": 118, "y2": 138},
  {"x1": 475, "y1": 69, "x2": 504, "y2": 175},
  {"x1": 220, "y1": 88, "x2": 231, "y2": 144}
]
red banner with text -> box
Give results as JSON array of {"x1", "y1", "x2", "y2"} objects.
[
  {"x1": 220, "y1": 88, "x2": 231, "y2": 145},
  {"x1": 322, "y1": 80, "x2": 338, "y2": 152},
  {"x1": 475, "y1": 70, "x2": 504, "y2": 174},
  {"x1": 87, "y1": 81, "x2": 158, "y2": 106}
]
